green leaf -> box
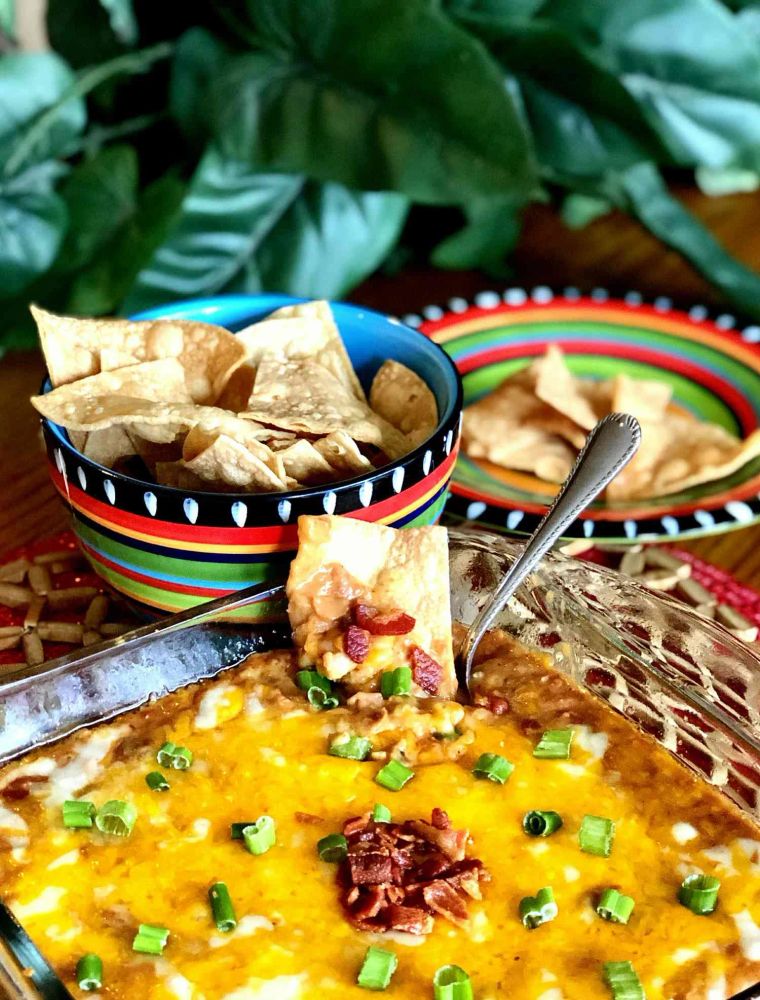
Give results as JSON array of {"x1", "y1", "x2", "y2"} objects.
[
  {"x1": 695, "y1": 165, "x2": 760, "y2": 196},
  {"x1": 207, "y1": 0, "x2": 536, "y2": 205},
  {"x1": 99, "y1": 0, "x2": 138, "y2": 46},
  {"x1": 543, "y1": 0, "x2": 760, "y2": 170},
  {"x1": 560, "y1": 192, "x2": 612, "y2": 229},
  {"x1": 66, "y1": 171, "x2": 184, "y2": 315},
  {"x1": 617, "y1": 162, "x2": 760, "y2": 319},
  {"x1": 431, "y1": 198, "x2": 521, "y2": 272},
  {"x1": 57, "y1": 145, "x2": 138, "y2": 272},
  {"x1": 446, "y1": 0, "x2": 546, "y2": 18},
  {"x1": 0, "y1": 163, "x2": 67, "y2": 299},
  {"x1": 47, "y1": 0, "x2": 129, "y2": 69},
  {"x1": 170, "y1": 28, "x2": 230, "y2": 145},
  {"x1": 3, "y1": 43, "x2": 171, "y2": 180},
  {"x1": 0, "y1": 0, "x2": 14, "y2": 37},
  {"x1": 124, "y1": 146, "x2": 408, "y2": 310},
  {"x1": 0, "y1": 52, "x2": 86, "y2": 170},
  {"x1": 252, "y1": 181, "x2": 409, "y2": 296}
]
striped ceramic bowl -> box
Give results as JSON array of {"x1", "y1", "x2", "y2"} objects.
[{"x1": 39, "y1": 295, "x2": 462, "y2": 615}]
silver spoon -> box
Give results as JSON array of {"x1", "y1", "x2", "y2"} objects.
[{"x1": 458, "y1": 412, "x2": 641, "y2": 694}]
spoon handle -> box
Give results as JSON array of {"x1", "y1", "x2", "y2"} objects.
[{"x1": 460, "y1": 412, "x2": 641, "y2": 687}]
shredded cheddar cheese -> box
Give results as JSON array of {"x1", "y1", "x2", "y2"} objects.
[{"x1": 0, "y1": 644, "x2": 757, "y2": 1000}]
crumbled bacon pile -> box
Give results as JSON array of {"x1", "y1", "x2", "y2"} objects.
[
  {"x1": 339, "y1": 808, "x2": 489, "y2": 934},
  {"x1": 340, "y1": 602, "x2": 443, "y2": 694}
]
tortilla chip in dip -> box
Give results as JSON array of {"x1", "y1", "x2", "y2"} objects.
[
  {"x1": 369, "y1": 359, "x2": 438, "y2": 446},
  {"x1": 286, "y1": 515, "x2": 455, "y2": 698},
  {"x1": 30, "y1": 305, "x2": 246, "y2": 404}
]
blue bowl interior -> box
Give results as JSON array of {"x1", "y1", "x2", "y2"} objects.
[{"x1": 131, "y1": 294, "x2": 459, "y2": 428}]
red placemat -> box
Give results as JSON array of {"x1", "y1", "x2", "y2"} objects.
[{"x1": 0, "y1": 530, "x2": 138, "y2": 672}]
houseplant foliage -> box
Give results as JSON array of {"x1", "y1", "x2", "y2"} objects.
[{"x1": 3, "y1": 0, "x2": 760, "y2": 347}]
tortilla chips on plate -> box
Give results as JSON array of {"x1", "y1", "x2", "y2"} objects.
[
  {"x1": 286, "y1": 515, "x2": 456, "y2": 698},
  {"x1": 462, "y1": 345, "x2": 760, "y2": 501},
  {"x1": 30, "y1": 301, "x2": 439, "y2": 495}
]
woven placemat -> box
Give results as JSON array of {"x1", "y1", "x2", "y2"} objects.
[
  {"x1": 0, "y1": 530, "x2": 138, "y2": 676},
  {"x1": 0, "y1": 530, "x2": 757, "y2": 673}
]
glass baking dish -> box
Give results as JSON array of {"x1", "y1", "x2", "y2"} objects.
[{"x1": 1, "y1": 527, "x2": 758, "y2": 999}]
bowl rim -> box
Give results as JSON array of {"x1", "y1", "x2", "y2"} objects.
[{"x1": 39, "y1": 293, "x2": 464, "y2": 503}]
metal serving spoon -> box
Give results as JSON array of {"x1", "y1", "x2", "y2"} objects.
[{"x1": 458, "y1": 412, "x2": 641, "y2": 695}]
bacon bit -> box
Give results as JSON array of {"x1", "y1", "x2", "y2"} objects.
[
  {"x1": 473, "y1": 692, "x2": 510, "y2": 715},
  {"x1": 384, "y1": 904, "x2": 434, "y2": 935},
  {"x1": 431, "y1": 807, "x2": 450, "y2": 830},
  {"x1": 1, "y1": 775, "x2": 49, "y2": 801},
  {"x1": 353, "y1": 604, "x2": 416, "y2": 636},
  {"x1": 423, "y1": 881, "x2": 469, "y2": 926},
  {"x1": 409, "y1": 646, "x2": 442, "y2": 695},
  {"x1": 344, "y1": 625, "x2": 370, "y2": 663},
  {"x1": 408, "y1": 820, "x2": 468, "y2": 862},
  {"x1": 294, "y1": 811, "x2": 324, "y2": 825},
  {"x1": 337, "y1": 809, "x2": 487, "y2": 935}
]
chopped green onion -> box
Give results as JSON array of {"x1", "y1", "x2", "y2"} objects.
[
  {"x1": 372, "y1": 803, "x2": 391, "y2": 823},
  {"x1": 523, "y1": 810, "x2": 563, "y2": 837},
  {"x1": 317, "y1": 833, "x2": 348, "y2": 863},
  {"x1": 156, "y1": 741, "x2": 193, "y2": 770},
  {"x1": 357, "y1": 945, "x2": 398, "y2": 990},
  {"x1": 472, "y1": 752, "x2": 514, "y2": 784},
  {"x1": 596, "y1": 888, "x2": 635, "y2": 924},
  {"x1": 380, "y1": 666, "x2": 412, "y2": 698},
  {"x1": 533, "y1": 728, "x2": 574, "y2": 759},
  {"x1": 296, "y1": 669, "x2": 332, "y2": 695},
  {"x1": 307, "y1": 686, "x2": 339, "y2": 710},
  {"x1": 519, "y1": 886, "x2": 558, "y2": 929},
  {"x1": 579, "y1": 814, "x2": 615, "y2": 857},
  {"x1": 375, "y1": 759, "x2": 414, "y2": 792},
  {"x1": 230, "y1": 822, "x2": 259, "y2": 840},
  {"x1": 433, "y1": 964, "x2": 474, "y2": 1000},
  {"x1": 62, "y1": 800, "x2": 96, "y2": 829},
  {"x1": 602, "y1": 960, "x2": 644, "y2": 999},
  {"x1": 209, "y1": 882, "x2": 237, "y2": 932},
  {"x1": 145, "y1": 771, "x2": 169, "y2": 792},
  {"x1": 328, "y1": 735, "x2": 372, "y2": 760},
  {"x1": 95, "y1": 800, "x2": 136, "y2": 838},
  {"x1": 242, "y1": 815, "x2": 276, "y2": 855},
  {"x1": 132, "y1": 923, "x2": 169, "y2": 955},
  {"x1": 75, "y1": 953, "x2": 102, "y2": 991},
  {"x1": 678, "y1": 873, "x2": 720, "y2": 915}
]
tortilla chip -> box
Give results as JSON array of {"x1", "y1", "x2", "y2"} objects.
[
  {"x1": 609, "y1": 413, "x2": 760, "y2": 501},
  {"x1": 605, "y1": 375, "x2": 674, "y2": 501},
  {"x1": 369, "y1": 360, "x2": 438, "y2": 446},
  {"x1": 314, "y1": 431, "x2": 373, "y2": 475},
  {"x1": 236, "y1": 300, "x2": 365, "y2": 402},
  {"x1": 243, "y1": 357, "x2": 408, "y2": 459},
  {"x1": 183, "y1": 420, "x2": 289, "y2": 485},
  {"x1": 286, "y1": 515, "x2": 455, "y2": 698},
  {"x1": 30, "y1": 361, "x2": 192, "y2": 430},
  {"x1": 155, "y1": 461, "x2": 221, "y2": 491},
  {"x1": 215, "y1": 364, "x2": 256, "y2": 412},
  {"x1": 183, "y1": 434, "x2": 292, "y2": 492},
  {"x1": 276, "y1": 439, "x2": 336, "y2": 484},
  {"x1": 80, "y1": 426, "x2": 135, "y2": 468},
  {"x1": 31, "y1": 305, "x2": 246, "y2": 404},
  {"x1": 530, "y1": 345, "x2": 599, "y2": 431},
  {"x1": 463, "y1": 383, "x2": 577, "y2": 482},
  {"x1": 67, "y1": 430, "x2": 88, "y2": 452}
]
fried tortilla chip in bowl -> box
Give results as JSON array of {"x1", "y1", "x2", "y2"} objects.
[{"x1": 34, "y1": 295, "x2": 462, "y2": 615}]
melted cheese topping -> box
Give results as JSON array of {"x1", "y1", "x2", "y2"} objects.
[{"x1": 0, "y1": 650, "x2": 758, "y2": 1000}]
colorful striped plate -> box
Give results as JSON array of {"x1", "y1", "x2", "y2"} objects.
[{"x1": 411, "y1": 288, "x2": 760, "y2": 543}]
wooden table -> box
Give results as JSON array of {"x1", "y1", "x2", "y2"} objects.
[{"x1": 4, "y1": 187, "x2": 760, "y2": 585}]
